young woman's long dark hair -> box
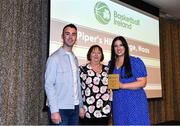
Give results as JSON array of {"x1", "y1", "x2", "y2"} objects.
[{"x1": 108, "y1": 36, "x2": 132, "y2": 78}]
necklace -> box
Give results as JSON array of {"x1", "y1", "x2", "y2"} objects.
[{"x1": 90, "y1": 63, "x2": 102, "y2": 73}]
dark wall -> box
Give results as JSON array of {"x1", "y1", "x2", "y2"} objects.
[
  {"x1": 0, "y1": 0, "x2": 49, "y2": 124},
  {"x1": 119, "y1": 0, "x2": 159, "y2": 17},
  {"x1": 148, "y1": 18, "x2": 180, "y2": 124}
]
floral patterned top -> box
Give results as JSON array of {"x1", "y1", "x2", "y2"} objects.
[{"x1": 79, "y1": 64, "x2": 111, "y2": 118}]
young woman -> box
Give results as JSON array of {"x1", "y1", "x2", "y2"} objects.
[{"x1": 109, "y1": 36, "x2": 150, "y2": 125}]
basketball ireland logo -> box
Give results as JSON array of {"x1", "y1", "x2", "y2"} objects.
[{"x1": 94, "y1": 1, "x2": 111, "y2": 25}]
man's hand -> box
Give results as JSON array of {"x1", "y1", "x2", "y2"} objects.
[
  {"x1": 79, "y1": 107, "x2": 85, "y2": 118},
  {"x1": 51, "y1": 112, "x2": 61, "y2": 124}
]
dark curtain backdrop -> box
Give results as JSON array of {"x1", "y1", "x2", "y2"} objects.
[{"x1": 0, "y1": 0, "x2": 180, "y2": 125}]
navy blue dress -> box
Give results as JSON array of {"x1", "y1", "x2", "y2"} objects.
[{"x1": 112, "y1": 56, "x2": 150, "y2": 125}]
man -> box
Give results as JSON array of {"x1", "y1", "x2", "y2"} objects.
[{"x1": 45, "y1": 24, "x2": 84, "y2": 125}]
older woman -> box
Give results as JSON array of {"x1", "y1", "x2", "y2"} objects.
[{"x1": 79, "y1": 45, "x2": 111, "y2": 125}]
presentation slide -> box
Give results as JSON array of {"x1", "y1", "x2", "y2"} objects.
[{"x1": 50, "y1": 0, "x2": 162, "y2": 98}]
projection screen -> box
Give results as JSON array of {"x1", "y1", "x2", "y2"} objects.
[{"x1": 50, "y1": 0, "x2": 162, "y2": 98}]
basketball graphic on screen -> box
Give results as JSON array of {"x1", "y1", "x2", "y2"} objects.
[{"x1": 94, "y1": 1, "x2": 111, "y2": 25}]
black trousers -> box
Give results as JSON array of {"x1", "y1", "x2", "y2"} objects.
[{"x1": 79, "y1": 117, "x2": 110, "y2": 125}]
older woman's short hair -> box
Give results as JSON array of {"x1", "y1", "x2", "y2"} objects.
[{"x1": 87, "y1": 45, "x2": 104, "y2": 61}]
